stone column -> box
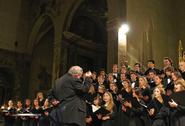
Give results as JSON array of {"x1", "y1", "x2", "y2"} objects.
[
  {"x1": 107, "y1": 18, "x2": 119, "y2": 73},
  {"x1": 107, "y1": 0, "x2": 127, "y2": 72}
]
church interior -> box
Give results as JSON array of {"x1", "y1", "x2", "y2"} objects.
[{"x1": 0, "y1": 0, "x2": 185, "y2": 105}]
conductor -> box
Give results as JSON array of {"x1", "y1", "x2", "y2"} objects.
[{"x1": 49, "y1": 66, "x2": 92, "y2": 126}]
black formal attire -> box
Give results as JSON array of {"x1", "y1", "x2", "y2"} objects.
[
  {"x1": 110, "y1": 91, "x2": 120, "y2": 110},
  {"x1": 170, "y1": 90, "x2": 185, "y2": 126},
  {"x1": 117, "y1": 106, "x2": 130, "y2": 126},
  {"x1": 117, "y1": 96, "x2": 148, "y2": 126},
  {"x1": 148, "y1": 94, "x2": 170, "y2": 126},
  {"x1": 129, "y1": 97, "x2": 148, "y2": 126},
  {"x1": 86, "y1": 103, "x2": 101, "y2": 126},
  {"x1": 163, "y1": 76, "x2": 173, "y2": 89},
  {"x1": 147, "y1": 79, "x2": 156, "y2": 91},
  {"x1": 141, "y1": 88, "x2": 152, "y2": 106},
  {"x1": 49, "y1": 107, "x2": 60, "y2": 126},
  {"x1": 163, "y1": 77, "x2": 174, "y2": 94},
  {"x1": 30, "y1": 107, "x2": 42, "y2": 126},
  {"x1": 101, "y1": 105, "x2": 117, "y2": 126},
  {"x1": 50, "y1": 73, "x2": 92, "y2": 126},
  {"x1": 117, "y1": 81, "x2": 124, "y2": 92},
  {"x1": 3, "y1": 107, "x2": 16, "y2": 126},
  {"x1": 14, "y1": 108, "x2": 24, "y2": 126},
  {"x1": 84, "y1": 93, "x2": 98, "y2": 105},
  {"x1": 118, "y1": 89, "x2": 133, "y2": 102},
  {"x1": 22, "y1": 107, "x2": 31, "y2": 126},
  {"x1": 111, "y1": 73, "x2": 122, "y2": 89},
  {"x1": 130, "y1": 78, "x2": 139, "y2": 88},
  {"x1": 39, "y1": 99, "x2": 45, "y2": 107},
  {"x1": 39, "y1": 107, "x2": 52, "y2": 126},
  {"x1": 117, "y1": 90, "x2": 133, "y2": 126},
  {"x1": 92, "y1": 82, "x2": 99, "y2": 92},
  {"x1": 112, "y1": 73, "x2": 121, "y2": 84}
]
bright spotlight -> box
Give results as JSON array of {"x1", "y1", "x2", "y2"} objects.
[{"x1": 118, "y1": 24, "x2": 129, "y2": 45}]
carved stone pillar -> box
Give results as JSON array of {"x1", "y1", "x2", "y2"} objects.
[{"x1": 107, "y1": 18, "x2": 119, "y2": 73}]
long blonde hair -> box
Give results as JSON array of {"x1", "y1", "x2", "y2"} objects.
[
  {"x1": 103, "y1": 91, "x2": 114, "y2": 112},
  {"x1": 122, "y1": 79, "x2": 132, "y2": 93},
  {"x1": 139, "y1": 76, "x2": 149, "y2": 89},
  {"x1": 152, "y1": 86, "x2": 165, "y2": 99},
  {"x1": 174, "y1": 78, "x2": 185, "y2": 92}
]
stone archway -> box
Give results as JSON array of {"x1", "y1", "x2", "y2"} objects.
[
  {"x1": 27, "y1": 14, "x2": 56, "y2": 54},
  {"x1": 28, "y1": 16, "x2": 55, "y2": 98},
  {"x1": 62, "y1": 0, "x2": 108, "y2": 73},
  {"x1": 61, "y1": 0, "x2": 127, "y2": 73}
]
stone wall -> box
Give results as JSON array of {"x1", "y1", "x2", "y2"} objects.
[
  {"x1": 173, "y1": 0, "x2": 185, "y2": 49},
  {"x1": 127, "y1": 0, "x2": 179, "y2": 69},
  {"x1": 0, "y1": 0, "x2": 30, "y2": 53},
  {"x1": 0, "y1": 0, "x2": 185, "y2": 99}
]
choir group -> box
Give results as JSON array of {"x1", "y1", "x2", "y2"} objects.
[{"x1": 1, "y1": 57, "x2": 185, "y2": 126}]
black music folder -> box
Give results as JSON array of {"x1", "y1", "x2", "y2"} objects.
[{"x1": 94, "y1": 107, "x2": 110, "y2": 116}]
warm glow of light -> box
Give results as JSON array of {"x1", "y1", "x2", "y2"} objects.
[
  {"x1": 119, "y1": 24, "x2": 129, "y2": 34},
  {"x1": 118, "y1": 24, "x2": 129, "y2": 45},
  {"x1": 118, "y1": 34, "x2": 127, "y2": 45}
]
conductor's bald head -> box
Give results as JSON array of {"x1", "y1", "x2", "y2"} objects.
[{"x1": 68, "y1": 66, "x2": 83, "y2": 78}]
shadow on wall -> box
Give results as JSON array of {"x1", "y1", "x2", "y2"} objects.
[{"x1": 0, "y1": 67, "x2": 14, "y2": 106}]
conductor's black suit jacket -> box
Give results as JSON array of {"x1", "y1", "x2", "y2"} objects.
[{"x1": 50, "y1": 73, "x2": 91, "y2": 126}]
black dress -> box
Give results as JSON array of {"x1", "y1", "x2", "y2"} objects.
[
  {"x1": 148, "y1": 94, "x2": 170, "y2": 126},
  {"x1": 22, "y1": 107, "x2": 31, "y2": 126},
  {"x1": 101, "y1": 105, "x2": 117, "y2": 126},
  {"x1": 117, "y1": 96, "x2": 148, "y2": 126},
  {"x1": 39, "y1": 107, "x2": 52, "y2": 126},
  {"x1": 130, "y1": 97, "x2": 148, "y2": 126},
  {"x1": 117, "y1": 89, "x2": 133, "y2": 126},
  {"x1": 86, "y1": 103, "x2": 101, "y2": 126},
  {"x1": 14, "y1": 108, "x2": 24, "y2": 126},
  {"x1": 39, "y1": 99, "x2": 45, "y2": 107},
  {"x1": 110, "y1": 91, "x2": 121, "y2": 110},
  {"x1": 30, "y1": 107, "x2": 42, "y2": 126},
  {"x1": 3, "y1": 107, "x2": 16, "y2": 126},
  {"x1": 170, "y1": 90, "x2": 185, "y2": 126}
]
